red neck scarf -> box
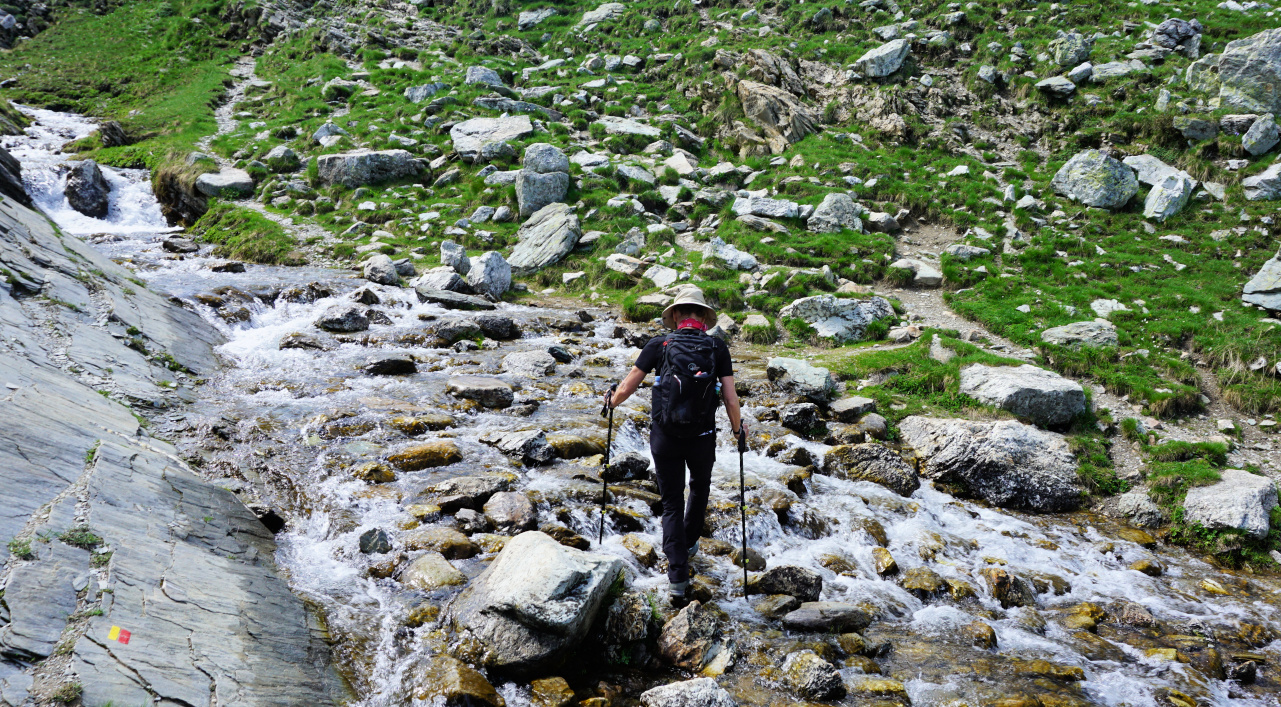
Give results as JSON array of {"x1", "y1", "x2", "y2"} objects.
[{"x1": 677, "y1": 318, "x2": 708, "y2": 332}]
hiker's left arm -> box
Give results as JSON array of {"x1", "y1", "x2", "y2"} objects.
[
  {"x1": 607, "y1": 366, "x2": 646, "y2": 408},
  {"x1": 721, "y1": 376, "x2": 745, "y2": 436}
]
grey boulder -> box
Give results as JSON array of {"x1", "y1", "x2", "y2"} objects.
[
  {"x1": 441, "y1": 240, "x2": 470, "y2": 275},
  {"x1": 1048, "y1": 31, "x2": 1093, "y2": 67},
  {"x1": 1243, "y1": 248, "x2": 1281, "y2": 311},
  {"x1": 1040, "y1": 320, "x2": 1119, "y2": 348},
  {"x1": 194, "y1": 168, "x2": 255, "y2": 198},
  {"x1": 516, "y1": 170, "x2": 569, "y2": 218},
  {"x1": 263, "y1": 145, "x2": 301, "y2": 172},
  {"x1": 65, "y1": 160, "x2": 111, "y2": 218},
  {"x1": 315, "y1": 303, "x2": 370, "y2": 332},
  {"x1": 1242, "y1": 113, "x2": 1280, "y2": 155},
  {"x1": 639, "y1": 678, "x2": 735, "y2": 707},
  {"x1": 465, "y1": 65, "x2": 506, "y2": 88},
  {"x1": 316, "y1": 150, "x2": 420, "y2": 188},
  {"x1": 777, "y1": 294, "x2": 897, "y2": 344},
  {"x1": 467, "y1": 251, "x2": 513, "y2": 299},
  {"x1": 1051, "y1": 149, "x2": 1138, "y2": 210},
  {"x1": 855, "y1": 39, "x2": 910, "y2": 77},
  {"x1": 1243, "y1": 163, "x2": 1281, "y2": 201},
  {"x1": 450, "y1": 116, "x2": 535, "y2": 162},
  {"x1": 806, "y1": 192, "x2": 863, "y2": 233},
  {"x1": 1218, "y1": 28, "x2": 1281, "y2": 114},
  {"x1": 959, "y1": 364, "x2": 1086, "y2": 427},
  {"x1": 1142, "y1": 173, "x2": 1195, "y2": 222},
  {"x1": 446, "y1": 531, "x2": 622, "y2": 674},
  {"x1": 508, "y1": 203, "x2": 581, "y2": 274},
  {"x1": 766, "y1": 357, "x2": 839, "y2": 402},
  {"x1": 898, "y1": 416, "x2": 1083, "y2": 512},
  {"x1": 363, "y1": 253, "x2": 401, "y2": 286},
  {"x1": 1182, "y1": 469, "x2": 1277, "y2": 539}
]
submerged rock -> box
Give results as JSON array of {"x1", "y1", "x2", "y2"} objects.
[
  {"x1": 821, "y1": 443, "x2": 920, "y2": 496},
  {"x1": 446, "y1": 531, "x2": 622, "y2": 675},
  {"x1": 898, "y1": 416, "x2": 1082, "y2": 512},
  {"x1": 407, "y1": 655, "x2": 504, "y2": 707}
]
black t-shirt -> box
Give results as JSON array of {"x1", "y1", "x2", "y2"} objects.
[{"x1": 634, "y1": 330, "x2": 734, "y2": 378}]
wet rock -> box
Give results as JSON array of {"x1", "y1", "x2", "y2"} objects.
[
  {"x1": 483, "y1": 492, "x2": 538, "y2": 532},
  {"x1": 658, "y1": 600, "x2": 721, "y2": 671},
  {"x1": 959, "y1": 364, "x2": 1087, "y2": 428},
  {"x1": 447, "y1": 376, "x2": 514, "y2": 409},
  {"x1": 279, "y1": 332, "x2": 327, "y2": 351},
  {"x1": 353, "y1": 461, "x2": 396, "y2": 483},
  {"x1": 316, "y1": 149, "x2": 421, "y2": 187},
  {"x1": 410, "y1": 655, "x2": 504, "y2": 707},
  {"x1": 871, "y1": 547, "x2": 898, "y2": 576},
  {"x1": 455, "y1": 509, "x2": 493, "y2": 534},
  {"x1": 754, "y1": 594, "x2": 801, "y2": 619},
  {"x1": 781, "y1": 650, "x2": 846, "y2": 701},
  {"x1": 782, "y1": 602, "x2": 872, "y2": 633},
  {"x1": 162, "y1": 236, "x2": 199, "y2": 253},
  {"x1": 731, "y1": 546, "x2": 767, "y2": 571},
  {"x1": 899, "y1": 416, "x2": 1082, "y2": 512},
  {"x1": 1061, "y1": 602, "x2": 1107, "y2": 631},
  {"x1": 778, "y1": 294, "x2": 897, "y2": 345},
  {"x1": 530, "y1": 677, "x2": 575, "y2": 707},
  {"x1": 503, "y1": 350, "x2": 557, "y2": 377},
  {"x1": 415, "y1": 286, "x2": 497, "y2": 310},
  {"x1": 65, "y1": 159, "x2": 111, "y2": 218},
  {"x1": 830, "y1": 396, "x2": 876, "y2": 422},
  {"x1": 363, "y1": 253, "x2": 402, "y2": 286},
  {"x1": 1040, "y1": 320, "x2": 1118, "y2": 348},
  {"x1": 639, "y1": 678, "x2": 735, "y2": 707},
  {"x1": 781, "y1": 402, "x2": 821, "y2": 431},
  {"x1": 400, "y1": 551, "x2": 467, "y2": 590},
  {"x1": 1181, "y1": 469, "x2": 1278, "y2": 539},
  {"x1": 1050, "y1": 149, "x2": 1138, "y2": 210},
  {"x1": 982, "y1": 567, "x2": 1036, "y2": 609},
  {"x1": 315, "y1": 303, "x2": 370, "y2": 333},
  {"x1": 1130, "y1": 559, "x2": 1163, "y2": 576},
  {"x1": 388, "y1": 440, "x2": 463, "y2": 470},
  {"x1": 364, "y1": 355, "x2": 417, "y2": 376},
  {"x1": 475, "y1": 314, "x2": 518, "y2": 340},
  {"x1": 447, "y1": 531, "x2": 622, "y2": 675},
  {"x1": 481, "y1": 429, "x2": 554, "y2": 465},
  {"x1": 766, "y1": 357, "x2": 838, "y2": 402},
  {"x1": 900, "y1": 567, "x2": 945, "y2": 599},
  {"x1": 1116, "y1": 601, "x2": 1156, "y2": 627},
  {"x1": 822, "y1": 444, "x2": 920, "y2": 497},
  {"x1": 747, "y1": 565, "x2": 822, "y2": 602},
  {"x1": 621, "y1": 533, "x2": 657, "y2": 567},
  {"x1": 547, "y1": 435, "x2": 606, "y2": 459},
  {"x1": 359, "y1": 528, "x2": 392, "y2": 554},
  {"x1": 965, "y1": 620, "x2": 998, "y2": 649},
  {"x1": 405, "y1": 527, "x2": 479, "y2": 559},
  {"x1": 603, "y1": 451, "x2": 651, "y2": 482},
  {"x1": 508, "y1": 203, "x2": 581, "y2": 274}
]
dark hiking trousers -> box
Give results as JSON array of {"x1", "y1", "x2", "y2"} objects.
[{"x1": 650, "y1": 424, "x2": 717, "y2": 583}]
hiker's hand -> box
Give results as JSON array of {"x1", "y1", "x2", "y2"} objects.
[
  {"x1": 602, "y1": 389, "x2": 613, "y2": 409},
  {"x1": 733, "y1": 424, "x2": 748, "y2": 439}
]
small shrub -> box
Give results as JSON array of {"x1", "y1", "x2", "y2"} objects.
[
  {"x1": 8, "y1": 538, "x2": 34, "y2": 560},
  {"x1": 59, "y1": 525, "x2": 104, "y2": 550}
]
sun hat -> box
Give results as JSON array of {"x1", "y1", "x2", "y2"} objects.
[{"x1": 661, "y1": 286, "x2": 718, "y2": 329}]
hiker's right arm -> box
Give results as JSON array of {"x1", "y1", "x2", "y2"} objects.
[{"x1": 606, "y1": 366, "x2": 646, "y2": 408}]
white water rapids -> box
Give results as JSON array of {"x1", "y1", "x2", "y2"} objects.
[{"x1": 10, "y1": 107, "x2": 1281, "y2": 707}]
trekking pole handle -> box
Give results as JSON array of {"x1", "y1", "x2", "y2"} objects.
[
  {"x1": 601, "y1": 382, "x2": 618, "y2": 417},
  {"x1": 736, "y1": 426, "x2": 748, "y2": 453}
]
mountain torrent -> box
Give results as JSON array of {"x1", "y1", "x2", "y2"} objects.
[{"x1": 0, "y1": 0, "x2": 1279, "y2": 706}]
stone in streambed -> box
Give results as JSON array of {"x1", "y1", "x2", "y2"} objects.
[
  {"x1": 821, "y1": 443, "x2": 920, "y2": 496},
  {"x1": 446, "y1": 376, "x2": 514, "y2": 409},
  {"x1": 364, "y1": 355, "x2": 416, "y2": 376},
  {"x1": 359, "y1": 528, "x2": 392, "y2": 554},
  {"x1": 400, "y1": 551, "x2": 467, "y2": 590},
  {"x1": 408, "y1": 655, "x2": 504, "y2": 707},
  {"x1": 387, "y1": 440, "x2": 463, "y2": 470},
  {"x1": 404, "y1": 527, "x2": 479, "y2": 559},
  {"x1": 781, "y1": 650, "x2": 846, "y2": 701},
  {"x1": 657, "y1": 600, "x2": 722, "y2": 671},
  {"x1": 65, "y1": 159, "x2": 111, "y2": 218},
  {"x1": 781, "y1": 602, "x2": 872, "y2": 632},
  {"x1": 446, "y1": 531, "x2": 622, "y2": 674},
  {"x1": 639, "y1": 678, "x2": 735, "y2": 707},
  {"x1": 747, "y1": 564, "x2": 822, "y2": 602},
  {"x1": 315, "y1": 303, "x2": 369, "y2": 332}
]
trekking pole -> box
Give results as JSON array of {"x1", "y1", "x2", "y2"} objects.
[
  {"x1": 599, "y1": 383, "x2": 617, "y2": 545},
  {"x1": 738, "y1": 426, "x2": 749, "y2": 595}
]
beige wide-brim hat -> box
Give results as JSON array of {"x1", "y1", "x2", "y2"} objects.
[{"x1": 661, "y1": 287, "x2": 718, "y2": 329}]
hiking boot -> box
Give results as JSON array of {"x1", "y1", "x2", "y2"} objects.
[
  {"x1": 668, "y1": 580, "x2": 689, "y2": 603},
  {"x1": 687, "y1": 538, "x2": 699, "y2": 560}
]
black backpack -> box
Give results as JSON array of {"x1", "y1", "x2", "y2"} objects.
[{"x1": 651, "y1": 330, "x2": 721, "y2": 436}]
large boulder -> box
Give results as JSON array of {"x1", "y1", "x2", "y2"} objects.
[
  {"x1": 960, "y1": 364, "x2": 1087, "y2": 427},
  {"x1": 855, "y1": 39, "x2": 910, "y2": 77},
  {"x1": 65, "y1": 160, "x2": 111, "y2": 218},
  {"x1": 315, "y1": 304, "x2": 369, "y2": 333},
  {"x1": 1218, "y1": 28, "x2": 1281, "y2": 114},
  {"x1": 822, "y1": 443, "x2": 920, "y2": 496},
  {"x1": 516, "y1": 144, "x2": 570, "y2": 217},
  {"x1": 316, "y1": 150, "x2": 420, "y2": 188},
  {"x1": 446, "y1": 376, "x2": 514, "y2": 408},
  {"x1": 1040, "y1": 320, "x2": 1118, "y2": 348},
  {"x1": 577, "y1": 2, "x2": 626, "y2": 28},
  {"x1": 1142, "y1": 173, "x2": 1195, "y2": 222},
  {"x1": 1242, "y1": 114, "x2": 1280, "y2": 156},
  {"x1": 263, "y1": 145, "x2": 300, "y2": 172},
  {"x1": 467, "y1": 251, "x2": 512, "y2": 299},
  {"x1": 1051, "y1": 150, "x2": 1138, "y2": 210},
  {"x1": 194, "y1": 169, "x2": 255, "y2": 198},
  {"x1": 1048, "y1": 32, "x2": 1092, "y2": 67},
  {"x1": 777, "y1": 294, "x2": 896, "y2": 344},
  {"x1": 766, "y1": 357, "x2": 838, "y2": 402},
  {"x1": 807, "y1": 192, "x2": 863, "y2": 233},
  {"x1": 1182, "y1": 469, "x2": 1278, "y2": 539},
  {"x1": 508, "y1": 203, "x2": 581, "y2": 274},
  {"x1": 703, "y1": 236, "x2": 758, "y2": 270},
  {"x1": 465, "y1": 66, "x2": 506, "y2": 88},
  {"x1": 1242, "y1": 163, "x2": 1281, "y2": 201},
  {"x1": 591, "y1": 116, "x2": 662, "y2": 138},
  {"x1": 735, "y1": 80, "x2": 820, "y2": 154},
  {"x1": 898, "y1": 416, "x2": 1083, "y2": 512},
  {"x1": 639, "y1": 678, "x2": 735, "y2": 707},
  {"x1": 1243, "y1": 248, "x2": 1281, "y2": 311},
  {"x1": 446, "y1": 531, "x2": 622, "y2": 675},
  {"x1": 449, "y1": 116, "x2": 535, "y2": 163},
  {"x1": 363, "y1": 254, "x2": 401, "y2": 286},
  {"x1": 1122, "y1": 154, "x2": 1196, "y2": 188},
  {"x1": 0, "y1": 145, "x2": 31, "y2": 207}
]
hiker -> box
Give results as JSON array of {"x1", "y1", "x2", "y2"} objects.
[{"x1": 604, "y1": 288, "x2": 745, "y2": 601}]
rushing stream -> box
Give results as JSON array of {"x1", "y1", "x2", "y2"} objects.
[{"x1": 11, "y1": 107, "x2": 1281, "y2": 707}]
